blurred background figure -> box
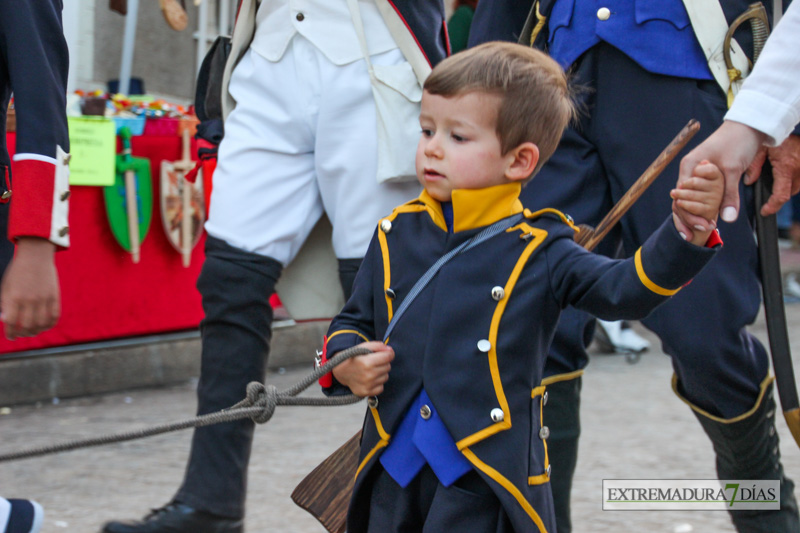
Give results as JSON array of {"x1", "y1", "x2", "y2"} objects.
[
  {"x1": 447, "y1": 0, "x2": 478, "y2": 54},
  {"x1": 593, "y1": 320, "x2": 650, "y2": 355}
]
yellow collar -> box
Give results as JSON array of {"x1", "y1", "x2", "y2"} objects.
[{"x1": 418, "y1": 182, "x2": 524, "y2": 233}]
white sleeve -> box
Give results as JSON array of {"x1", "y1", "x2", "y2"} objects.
[{"x1": 724, "y1": 1, "x2": 800, "y2": 146}]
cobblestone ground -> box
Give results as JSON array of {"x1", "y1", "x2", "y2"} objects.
[{"x1": 1, "y1": 304, "x2": 800, "y2": 532}]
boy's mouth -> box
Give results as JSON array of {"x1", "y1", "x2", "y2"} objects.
[{"x1": 424, "y1": 168, "x2": 445, "y2": 180}]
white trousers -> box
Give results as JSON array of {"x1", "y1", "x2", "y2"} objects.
[{"x1": 205, "y1": 36, "x2": 421, "y2": 265}]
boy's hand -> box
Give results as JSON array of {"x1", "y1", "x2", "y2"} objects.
[
  {"x1": 332, "y1": 341, "x2": 394, "y2": 397},
  {"x1": 670, "y1": 160, "x2": 724, "y2": 246}
]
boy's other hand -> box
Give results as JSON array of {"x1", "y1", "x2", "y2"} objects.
[
  {"x1": 670, "y1": 160, "x2": 724, "y2": 246},
  {"x1": 332, "y1": 341, "x2": 395, "y2": 397}
]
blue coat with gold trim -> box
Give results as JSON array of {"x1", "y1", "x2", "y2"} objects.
[{"x1": 324, "y1": 183, "x2": 717, "y2": 533}]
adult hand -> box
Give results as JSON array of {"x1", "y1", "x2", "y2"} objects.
[
  {"x1": 675, "y1": 121, "x2": 767, "y2": 240},
  {"x1": 332, "y1": 340, "x2": 394, "y2": 397},
  {"x1": 754, "y1": 135, "x2": 800, "y2": 216},
  {"x1": 0, "y1": 237, "x2": 60, "y2": 340}
]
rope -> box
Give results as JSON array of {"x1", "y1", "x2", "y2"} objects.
[{"x1": 0, "y1": 346, "x2": 371, "y2": 463}]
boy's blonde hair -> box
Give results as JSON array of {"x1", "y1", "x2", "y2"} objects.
[{"x1": 423, "y1": 41, "x2": 576, "y2": 178}]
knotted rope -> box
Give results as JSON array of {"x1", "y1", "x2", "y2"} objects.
[{"x1": 0, "y1": 346, "x2": 370, "y2": 463}]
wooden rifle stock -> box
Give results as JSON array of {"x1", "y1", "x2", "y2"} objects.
[{"x1": 291, "y1": 120, "x2": 700, "y2": 533}]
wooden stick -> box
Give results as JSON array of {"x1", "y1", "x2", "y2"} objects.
[
  {"x1": 291, "y1": 120, "x2": 702, "y2": 533},
  {"x1": 124, "y1": 165, "x2": 140, "y2": 264},
  {"x1": 575, "y1": 119, "x2": 700, "y2": 251},
  {"x1": 180, "y1": 128, "x2": 192, "y2": 267}
]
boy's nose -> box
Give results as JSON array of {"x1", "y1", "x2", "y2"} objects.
[{"x1": 424, "y1": 136, "x2": 443, "y2": 157}]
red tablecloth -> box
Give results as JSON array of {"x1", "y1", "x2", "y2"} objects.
[{"x1": 0, "y1": 133, "x2": 206, "y2": 354}]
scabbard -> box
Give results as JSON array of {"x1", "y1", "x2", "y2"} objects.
[{"x1": 754, "y1": 163, "x2": 800, "y2": 447}]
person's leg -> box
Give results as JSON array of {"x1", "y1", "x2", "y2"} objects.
[
  {"x1": 590, "y1": 45, "x2": 799, "y2": 531},
  {"x1": 103, "y1": 45, "x2": 326, "y2": 533},
  {"x1": 313, "y1": 46, "x2": 421, "y2": 264}
]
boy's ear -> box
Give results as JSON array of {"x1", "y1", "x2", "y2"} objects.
[{"x1": 506, "y1": 142, "x2": 540, "y2": 182}]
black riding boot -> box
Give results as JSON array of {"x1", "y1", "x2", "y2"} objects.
[
  {"x1": 542, "y1": 375, "x2": 582, "y2": 533},
  {"x1": 692, "y1": 381, "x2": 800, "y2": 532}
]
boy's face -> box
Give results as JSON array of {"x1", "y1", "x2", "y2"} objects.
[{"x1": 416, "y1": 91, "x2": 515, "y2": 202}]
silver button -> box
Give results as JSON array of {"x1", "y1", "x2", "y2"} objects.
[
  {"x1": 490, "y1": 408, "x2": 504, "y2": 422},
  {"x1": 546, "y1": 464, "x2": 552, "y2": 477},
  {"x1": 1, "y1": 190, "x2": 11, "y2": 200},
  {"x1": 597, "y1": 7, "x2": 611, "y2": 20},
  {"x1": 380, "y1": 219, "x2": 392, "y2": 233},
  {"x1": 60, "y1": 191, "x2": 70, "y2": 202},
  {"x1": 477, "y1": 339, "x2": 492, "y2": 353},
  {"x1": 565, "y1": 214, "x2": 574, "y2": 224},
  {"x1": 491, "y1": 286, "x2": 505, "y2": 301},
  {"x1": 539, "y1": 426, "x2": 550, "y2": 439},
  {"x1": 769, "y1": 425, "x2": 776, "y2": 436},
  {"x1": 542, "y1": 391, "x2": 549, "y2": 406},
  {"x1": 367, "y1": 396, "x2": 379, "y2": 409},
  {"x1": 63, "y1": 153, "x2": 72, "y2": 164},
  {"x1": 58, "y1": 226, "x2": 69, "y2": 237},
  {"x1": 420, "y1": 404, "x2": 432, "y2": 420},
  {"x1": 385, "y1": 288, "x2": 396, "y2": 299}
]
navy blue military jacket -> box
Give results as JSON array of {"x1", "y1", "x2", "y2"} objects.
[
  {"x1": 324, "y1": 183, "x2": 718, "y2": 532},
  {"x1": 0, "y1": 0, "x2": 70, "y2": 247}
]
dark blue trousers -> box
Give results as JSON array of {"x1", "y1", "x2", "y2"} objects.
[
  {"x1": 362, "y1": 465, "x2": 515, "y2": 533},
  {"x1": 524, "y1": 44, "x2": 767, "y2": 418}
]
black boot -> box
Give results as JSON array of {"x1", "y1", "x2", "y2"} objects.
[
  {"x1": 692, "y1": 380, "x2": 800, "y2": 532},
  {"x1": 542, "y1": 374, "x2": 582, "y2": 533},
  {"x1": 102, "y1": 503, "x2": 243, "y2": 533}
]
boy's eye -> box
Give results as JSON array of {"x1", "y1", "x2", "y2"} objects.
[
  {"x1": 421, "y1": 129, "x2": 433, "y2": 138},
  {"x1": 451, "y1": 133, "x2": 467, "y2": 142}
]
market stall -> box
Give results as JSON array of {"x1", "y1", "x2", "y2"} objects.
[{"x1": 0, "y1": 130, "x2": 205, "y2": 354}]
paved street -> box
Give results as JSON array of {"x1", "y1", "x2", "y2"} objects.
[{"x1": 2, "y1": 263, "x2": 800, "y2": 532}]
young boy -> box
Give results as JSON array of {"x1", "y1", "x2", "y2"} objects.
[{"x1": 320, "y1": 42, "x2": 723, "y2": 533}]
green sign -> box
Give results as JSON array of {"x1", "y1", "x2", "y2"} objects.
[{"x1": 67, "y1": 116, "x2": 116, "y2": 186}]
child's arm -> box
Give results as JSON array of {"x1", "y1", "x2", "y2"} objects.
[
  {"x1": 332, "y1": 341, "x2": 394, "y2": 397},
  {"x1": 670, "y1": 160, "x2": 724, "y2": 246}
]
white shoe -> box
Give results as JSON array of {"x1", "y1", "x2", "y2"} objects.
[
  {"x1": 785, "y1": 273, "x2": 800, "y2": 299},
  {"x1": 595, "y1": 320, "x2": 651, "y2": 354}
]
